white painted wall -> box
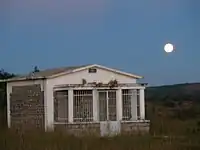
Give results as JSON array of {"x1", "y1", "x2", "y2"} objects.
[
  {"x1": 49, "y1": 67, "x2": 137, "y2": 86},
  {"x1": 6, "y1": 80, "x2": 47, "y2": 129},
  {"x1": 45, "y1": 67, "x2": 139, "y2": 130}
]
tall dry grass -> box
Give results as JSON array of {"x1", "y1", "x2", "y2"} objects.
[
  {"x1": 0, "y1": 127, "x2": 200, "y2": 150},
  {"x1": 0, "y1": 129, "x2": 200, "y2": 150},
  {"x1": 1, "y1": 103, "x2": 200, "y2": 150}
]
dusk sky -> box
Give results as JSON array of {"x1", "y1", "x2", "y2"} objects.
[{"x1": 0, "y1": 0, "x2": 200, "y2": 86}]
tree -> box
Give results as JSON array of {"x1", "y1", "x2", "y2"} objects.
[
  {"x1": 0, "y1": 69, "x2": 15, "y2": 79},
  {"x1": 33, "y1": 66, "x2": 40, "y2": 73},
  {"x1": 0, "y1": 69, "x2": 15, "y2": 109}
]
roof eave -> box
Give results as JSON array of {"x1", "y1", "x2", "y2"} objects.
[
  {"x1": 0, "y1": 64, "x2": 144, "y2": 82},
  {"x1": 0, "y1": 77, "x2": 46, "y2": 83},
  {"x1": 136, "y1": 76, "x2": 144, "y2": 79},
  {"x1": 92, "y1": 64, "x2": 144, "y2": 79}
]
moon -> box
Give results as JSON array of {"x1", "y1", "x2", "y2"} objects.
[{"x1": 164, "y1": 43, "x2": 174, "y2": 53}]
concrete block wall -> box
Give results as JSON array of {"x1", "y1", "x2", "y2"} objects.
[{"x1": 10, "y1": 84, "x2": 45, "y2": 130}]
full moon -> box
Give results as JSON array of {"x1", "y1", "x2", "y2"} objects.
[{"x1": 164, "y1": 43, "x2": 174, "y2": 53}]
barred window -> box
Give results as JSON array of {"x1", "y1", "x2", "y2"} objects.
[
  {"x1": 122, "y1": 89, "x2": 133, "y2": 121},
  {"x1": 54, "y1": 90, "x2": 68, "y2": 122},
  {"x1": 122, "y1": 89, "x2": 141, "y2": 121},
  {"x1": 108, "y1": 91, "x2": 117, "y2": 121},
  {"x1": 73, "y1": 90, "x2": 93, "y2": 122}
]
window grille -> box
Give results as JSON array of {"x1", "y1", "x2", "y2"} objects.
[
  {"x1": 122, "y1": 89, "x2": 141, "y2": 120},
  {"x1": 122, "y1": 89, "x2": 133, "y2": 121},
  {"x1": 108, "y1": 91, "x2": 117, "y2": 121},
  {"x1": 73, "y1": 90, "x2": 93, "y2": 122}
]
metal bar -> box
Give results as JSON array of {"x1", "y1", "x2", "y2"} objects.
[
  {"x1": 122, "y1": 89, "x2": 134, "y2": 121},
  {"x1": 106, "y1": 91, "x2": 109, "y2": 121}
]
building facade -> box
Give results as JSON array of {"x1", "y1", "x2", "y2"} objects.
[{"x1": 4, "y1": 64, "x2": 150, "y2": 136}]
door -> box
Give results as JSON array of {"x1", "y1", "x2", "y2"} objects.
[{"x1": 98, "y1": 90, "x2": 121, "y2": 136}]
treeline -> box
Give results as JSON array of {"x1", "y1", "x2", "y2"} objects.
[
  {"x1": 0, "y1": 69, "x2": 15, "y2": 110},
  {"x1": 0, "y1": 66, "x2": 40, "y2": 110},
  {"x1": 0, "y1": 69, "x2": 15, "y2": 127},
  {"x1": 146, "y1": 83, "x2": 200, "y2": 103}
]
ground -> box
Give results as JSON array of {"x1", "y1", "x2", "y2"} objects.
[{"x1": 1, "y1": 83, "x2": 200, "y2": 149}]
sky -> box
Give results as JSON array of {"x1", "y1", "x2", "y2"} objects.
[{"x1": 0, "y1": 0, "x2": 200, "y2": 86}]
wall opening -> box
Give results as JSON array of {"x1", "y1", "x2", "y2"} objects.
[
  {"x1": 73, "y1": 90, "x2": 93, "y2": 122},
  {"x1": 88, "y1": 68, "x2": 97, "y2": 73},
  {"x1": 122, "y1": 89, "x2": 132, "y2": 121},
  {"x1": 54, "y1": 90, "x2": 68, "y2": 123}
]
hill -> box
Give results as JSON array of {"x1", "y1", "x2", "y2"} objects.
[
  {"x1": 144, "y1": 83, "x2": 200, "y2": 137},
  {"x1": 145, "y1": 83, "x2": 200, "y2": 122},
  {"x1": 146, "y1": 83, "x2": 200, "y2": 102}
]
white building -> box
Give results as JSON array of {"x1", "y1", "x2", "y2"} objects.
[{"x1": 3, "y1": 64, "x2": 149, "y2": 136}]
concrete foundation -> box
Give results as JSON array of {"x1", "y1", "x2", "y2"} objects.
[{"x1": 54, "y1": 121, "x2": 150, "y2": 136}]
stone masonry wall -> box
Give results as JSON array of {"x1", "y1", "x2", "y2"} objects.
[
  {"x1": 121, "y1": 122, "x2": 150, "y2": 134},
  {"x1": 54, "y1": 122, "x2": 149, "y2": 136},
  {"x1": 55, "y1": 123, "x2": 100, "y2": 136},
  {"x1": 10, "y1": 84, "x2": 44, "y2": 130}
]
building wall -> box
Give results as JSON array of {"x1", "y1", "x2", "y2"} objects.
[
  {"x1": 121, "y1": 121, "x2": 150, "y2": 134},
  {"x1": 45, "y1": 67, "x2": 138, "y2": 130},
  {"x1": 6, "y1": 67, "x2": 146, "y2": 133},
  {"x1": 55, "y1": 123, "x2": 101, "y2": 136},
  {"x1": 54, "y1": 122, "x2": 150, "y2": 136},
  {"x1": 7, "y1": 80, "x2": 46, "y2": 130},
  {"x1": 50, "y1": 66, "x2": 137, "y2": 85}
]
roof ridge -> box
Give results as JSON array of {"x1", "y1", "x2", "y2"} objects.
[
  {"x1": 38, "y1": 64, "x2": 91, "y2": 72},
  {"x1": 6, "y1": 64, "x2": 91, "y2": 81}
]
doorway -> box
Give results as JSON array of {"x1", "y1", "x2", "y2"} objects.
[{"x1": 98, "y1": 90, "x2": 121, "y2": 136}]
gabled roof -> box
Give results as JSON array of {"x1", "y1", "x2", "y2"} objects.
[{"x1": 1, "y1": 64, "x2": 143, "y2": 82}]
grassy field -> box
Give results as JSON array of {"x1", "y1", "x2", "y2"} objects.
[
  {"x1": 1, "y1": 130, "x2": 200, "y2": 150},
  {"x1": 0, "y1": 102, "x2": 200, "y2": 150},
  {"x1": 1, "y1": 73, "x2": 200, "y2": 149}
]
